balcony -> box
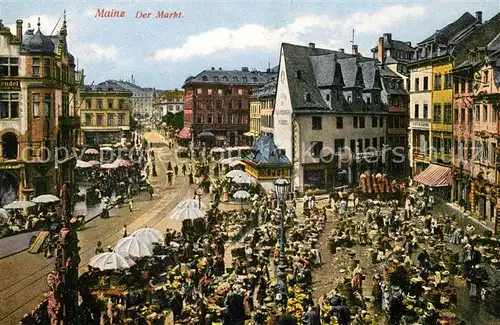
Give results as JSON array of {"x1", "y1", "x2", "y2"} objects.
[
  {"x1": 60, "y1": 116, "x2": 80, "y2": 129},
  {"x1": 409, "y1": 118, "x2": 430, "y2": 130}
]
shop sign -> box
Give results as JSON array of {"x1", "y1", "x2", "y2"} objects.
[{"x1": 0, "y1": 80, "x2": 20, "y2": 90}]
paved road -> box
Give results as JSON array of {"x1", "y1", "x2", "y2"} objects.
[{"x1": 0, "y1": 131, "x2": 198, "y2": 324}]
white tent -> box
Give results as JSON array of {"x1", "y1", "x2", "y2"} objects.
[
  {"x1": 89, "y1": 252, "x2": 135, "y2": 271},
  {"x1": 3, "y1": 200, "x2": 36, "y2": 209},
  {"x1": 130, "y1": 227, "x2": 164, "y2": 245},
  {"x1": 225, "y1": 170, "x2": 248, "y2": 179},
  {"x1": 169, "y1": 206, "x2": 205, "y2": 221},
  {"x1": 76, "y1": 160, "x2": 93, "y2": 168},
  {"x1": 32, "y1": 194, "x2": 60, "y2": 204},
  {"x1": 233, "y1": 190, "x2": 251, "y2": 200},
  {"x1": 175, "y1": 199, "x2": 207, "y2": 210},
  {"x1": 114, "y1": 237, "x2": 153, "y2": 259}
]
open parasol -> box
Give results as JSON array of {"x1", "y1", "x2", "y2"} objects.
[
  {"x1": 169, "y1": 206, "x2": 205, "y2": 221},
  {"x1": 89, "y1": 252, "x2": 135, "y2": 271},
  {"x1": 84, "y1": 148, "x2": 99, "y2": 155},
  {"x1": 101, "y1": 163, "x2": 118, "y2": 169},
  {"x1": 100, "y1": 146, "x2": 113, "y2": 151},
  {"x1": 225, "y1": 170, "x2": 248, "y2": 179},
  {"x1": 113, "y1": 158, "x2": 134, "y2": 168},
  {"x1": 130, "y1": 227, "x2": 164, "y2": 245},
  {"x1": 175, "y1": 199, "x2": 207, "y2": 210},
  {"x1": 233, "y1": 190, "x2": 251, "y2": 200},
  {"x1": 87, "y1": 160, "x2": 100, "y2": 166},
  {"x1": 114, "y1": 237, "x2": 153, "y2": 259},
  {"x1": 32, "y1": 194, "x2": 60, "y2": 204},
  {"x1": 3, "y1": 200, "x2": 36, "y2": 209},
  {"x1": 76, "y1": 160, "x2": 93, "y2": 169},
  {"x1": 231, "y1": 174, "x2": 254, "y2": 185}
]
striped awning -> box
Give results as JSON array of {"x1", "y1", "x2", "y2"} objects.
[
  {"x1": 414, "y1": 164, "x2": 452, "y2": 187},
  {"x1": 177, "y1": 127, "x2": 191, "y2": 140}
]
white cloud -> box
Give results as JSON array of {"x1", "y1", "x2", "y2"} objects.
[
  {"x1": 6, "y1": 12, "x2": 121, "y2": 66},
  {"x1": 151, "y1": 5, "x2": 426, "y2": 61}
]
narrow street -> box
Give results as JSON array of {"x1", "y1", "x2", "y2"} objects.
[{"x1": 0, "y1": 132, "x2": 197, "y2": 324}]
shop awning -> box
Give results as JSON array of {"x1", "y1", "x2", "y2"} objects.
[
  {"x1": 414, "y1": 164, "x2": 452, "y2": 187},
  {"x1": 177, "y1": 127, "x2": 191, "y2": 140}
]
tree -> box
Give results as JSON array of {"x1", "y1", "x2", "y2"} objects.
[{"x1": 162, "y1": 112, "x2": 184, "y2": 130}]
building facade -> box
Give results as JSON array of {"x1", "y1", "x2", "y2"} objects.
[
  {"x1": 248, "y1": 76, "x2": 277, "y2": 138},
  {"x1": 153, "y1": 89, "x2": 184, "y2": 117},
  {"x1": 114, "y1": 79, "x2": 154, "y2": 119},
  {"x1": 408, "y1": 12, "x2": 481, "y2": 183},
  {"x1": 79, "y1": 80, "x2": 132, "y2": 146},
  {"x1": 180, "y1": 67, "x2": 276, "y2": 146},
  {"x1": 274, "y1": 43, "x2": 392, "y2": 193},
  {"x1": 0, "y1": 17, "x2": 79, "y2": 204}
]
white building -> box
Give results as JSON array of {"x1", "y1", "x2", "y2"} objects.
[
  {"x1": 113, "y1": 78, "x2": 154, "y2": 118},
  {"x1": 274, "y1": 43, "x2": 391, "y2": 193}
]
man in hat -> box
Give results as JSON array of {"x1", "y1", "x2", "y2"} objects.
[
  {"x1": 95, "y1": 241, "x2": 104, "y2": 254},
  {"x1": 302, "y1": 305, "x2": 321, "y2": 325}
]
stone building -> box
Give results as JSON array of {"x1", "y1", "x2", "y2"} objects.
[
  {"x1": 153, "y1": 89, "x2": 184, "y2": 117},
  {"x1": 114, "y1": 78, "x2": 154, "y2": 119},
  {"x1": 248, "y1": 77, "x2": 276, "y2": 138},
  {"x1": 180, "y1": 66, "x2": 276, "y2": 146},
  {"x1": 0, "y1": 16, "x2": 79, "y2": 203},
  {"x1": 79, "y1": 80, "x2": 132, "y2": 146},
  {"x1": 273, "y1": 42, "x2": 392, "y2": 192}
]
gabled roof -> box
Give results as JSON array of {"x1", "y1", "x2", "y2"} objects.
[
  {"x1": 418, "y1": 12, "x2": 478, "y2": 45},
  {"x1": 84, "y1": 80, "x2": 132, "y2": 93},
  {"x1": 245, "y1": 135, "x2": 291, "y2": 166},
  {"x1": 253, "y1": 77, "x2": 277, "y2": 98},
  {"x1": 452, "y1": 13, "x2": 500, "y2": 65},
  {"x1": 371, "y1": 39, "x2": 414, "y2": 53},
  {"x1": 183, "y1": 67, "x2": 277, "y2": 87}
]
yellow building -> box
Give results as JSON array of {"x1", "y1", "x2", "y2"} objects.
[
  {"x1": 79, "y1": 80, "x2": 132, "y2": 146},
  {"x1": 247, "y1": 76, "x2": 277, "y2": 139},
  {"x1": 248, "y1": 97, "x2": 261, "y2": 138},
  {"x1": 430, "y1": 57, "x2": 454, "y2": 164}
]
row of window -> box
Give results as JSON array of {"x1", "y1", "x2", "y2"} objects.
[
  {"x1": 310, "y1": 137, "x2": 386, "y2": 158},
  {"x1": 453, "y1": 139, "x2": 496, "y2": 164},
  {"x1": 195, "y1": 113, "x2": 248, "y2": 124},
  {"x1": 201, "y1": 76, "x2": 258, "y2": 83},
  {"x1": 84, "y1": 113, "x2": 126, "y2": 126},
  {"x1": 0, "y1": 56, "x2": 73, "y2": 83},
  {"x1": 413, "y1": 73, "x2": 452, "y2": 92},
  {"x1": 311, "y1": 115, "x2": 385, "y2": 130},
  {"x1": 196, "y1": 88, "x2": 245, "y2": 96},
  {"x1": 196, "y1": 99, "x2": 246, "y2": 110},
  {"x1": 85, "y1": 98, "x2": 126, "y2": 110}
]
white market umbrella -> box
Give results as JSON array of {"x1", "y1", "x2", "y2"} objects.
[
  {"x1": 114, "y1": 237, "x2": 153, "y2": 259},
  {"x1": 211, "y1": 147, "x2": 226, "y2": 153},
  {"x1": 0, "y1": 208, "x2": 11, "y2": 223},
  {"x1": 89, "y1": 252, "x2": 135, "y2": 271},
  {"x1": 3, "y1": 200, "x2": 36, "y2": 209},
  {"x1": 32, "y1": 194, "x2": 60, "y2": 204},
  {"x1": 101, "y1": 163, "x2": 118, "y2": 169},
  {"x1": 233, "y1": 190, "x2": 251, "y2": 200},
  {"x1": 113, "y1": 158, "x2": 134, "y2": 167},
  {"x1": 131, "y1": 227, "x2": 164, "y2": 245},
  {"x1": 87, "y1": 160, "x2": 100, "y2": 166},
  {"x1": 175, "y1": 199, "x2": 207, "y2": 210},
  {"x1": 169, "y1": 206, "x2": 205, "y2": 221},
  {"x1": 226, "y1": 170, "x2": 247, "y2": 179},
  {"x1": 85, "y1": 148, "x2": 99, "y2": 155},
  {"x1": 76, "y1": 160, "x2": 93, "y2": 169},
  {"x1": 100, "y1": 147, "x2": 113, "y2": 151},
  {"x1": 231, "y1": 174, "x2": 253, "y2": 184}
]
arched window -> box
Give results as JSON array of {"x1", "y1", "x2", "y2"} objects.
[
  {"x1": 305, "y1": 93, "x2": 312, "y2": 102},
  {"x1": 202, "y1": 76, "x2": 208, "y2": 81},
  {"x1": 233, "y1": 77, "x2": 238, "y2": 82},
  {"x1": 2, "y1": 132, "x2": 18, "y2": 159},
  {"x1": 222, "y1": 76, "x2": 228, "y2": 81},
  {"x1": 252, "y1": 77, "x2": 258, "y2": 82},
  {"x1": 242, "y1": 77, "x2": 247, "y2": 82},
  {"x1": 213, "y1": 76, "x2": 219, "y2": 82}
]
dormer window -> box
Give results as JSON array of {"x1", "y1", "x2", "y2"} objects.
[
  {"x1": 213, "y1": 76, "x2": 219, "y2": 82},
  {"x1": 296, "y1": 70, "x2": 302, "y2": 80},
  {"x1": 222, "y1": 76, "x2": 228, "y2": 81},
  {"x1": 252, "y1": 77, "x2": 258, "y2": 82},
  {"x1": 366, "y1": 97, "x2": 371, "y2": 104},
  {"x1": 347, "y1": 96, "x2": 352, "y2": 103},
  {"x1": 325, "y1": 94, "x2": 330, "y2": 101},
  {"x1": 242, "y1": 77, "x2": 247, "y2": 82},
  {"x1": 233, "y1": 77, "x2": 238, "y2": 82},
  {"x1": 374, "y1": 95, "x2": 379, "y2": 104},
  {"x1": 305, "y1": 93, "x2": 312, "y2": 102},
  {"x1": 202, "y1": 76, "x2": 208, "y2": 81}
]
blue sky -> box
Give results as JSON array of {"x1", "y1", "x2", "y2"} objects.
[{"x1": 1, "y1": 1, "x2": 499, "y2": 89}]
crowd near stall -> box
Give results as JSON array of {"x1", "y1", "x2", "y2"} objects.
[{"x1": 16, "y1": 151, "x2": 500, "y2": 325}]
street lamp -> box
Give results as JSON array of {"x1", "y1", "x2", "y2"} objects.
[{"x1": 274, "y1": 177, "x2": 289, "y2": 306}]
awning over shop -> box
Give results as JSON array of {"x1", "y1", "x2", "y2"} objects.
[
  {"x1": 414, "y1": 164, "x2": 452, "y2": 187},
  {"x1": 244, "y1": 131, "x2": 257, "y2": 137},
  {"x1": 177, "y1": 127, "x2": 191, "y2": 140}
]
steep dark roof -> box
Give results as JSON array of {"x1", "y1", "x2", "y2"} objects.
[
  {"x1": 84, "y1": 80, "x2": 132, "y2": 93},
  {"x1": 21, "y1": 24, "x2": 54, "y2": 53},
  {"x1": 418, "y1": 12, "x2": 478, "y2": 45},
  {"x1": 452, "y1": 13, "x2": 500, "y2": 65},
  {"x1": 183, "y1": 67, "x2": 277, "y2": 87},
  {"x1": 245, "y1": 135, "x2": 291, "y2": 166},
  {"x1": 371, "y1": 39, "x2": 414, "y2": 53},
  {"x1": 253, "y1": 77, "x2": 277, "y2": 98},
  {"x1": 380, "y1": 67, "x2": 408, "y2": 95}
]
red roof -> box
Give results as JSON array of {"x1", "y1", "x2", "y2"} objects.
[
  {"x1": 414, "y1": 164, "x2": 452, "y2": 187},
  {"x1": 177, "y1": 127, "x2": 191, "y2": 140}
]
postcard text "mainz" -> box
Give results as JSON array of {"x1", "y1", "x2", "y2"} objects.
[{"x1": 95, "y1": 9, "x2": 183, "y2": 19}]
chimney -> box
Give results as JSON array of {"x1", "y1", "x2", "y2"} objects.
[
  {"x1": 211, "y1": 67, "x2": 215, "y2": 70},
  {"x1": 266, "y1": 68, "x2": 271, "y2": 73},
  {"x1": 339, "y1": 48, "x2": 345, "y2": 53},
  {"x1": 352, "y1": 44, "x2": 358, "y2": 55},
  {"x1": 476, "y1": 11, "x2": 482, "y2": 24},
  {"x1": 16, "y1": 20, "x2": 22, "y2": 42},
  {"x1": 219, "y1": 67, "x2": 222, "y2": 70},
  {"x1": 242, "y1": 67, "x2": 249, "y2": 72},
  {"x1": 383, "y1": 33, "x2": 392, "y2": 44},
  {"x1": 309, "y1": 42, "x2": 315, "y2": 48},
  {"x1": 378, "y1": 37, "x2": 384, "y2": 63}
]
